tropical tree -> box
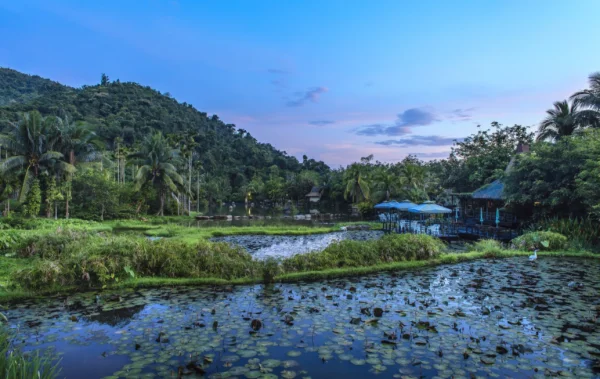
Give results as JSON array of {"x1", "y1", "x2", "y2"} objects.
[
  {"x1": 537, "y1": 100, "x2": 582, "y2": 141},
  {"x1": 48, "y1": 114, "x2": 101, "y2": 218},
  {"x1": 570, "y1": 72, "x2": 600, "y2": 127},
  {"x1": 373, "y1": 166, "x2": 399, "y2": 201},
  {"x1": 0, "y1": 111, "x2": 75, "y2": 202},
  {"x1": 130, "y1": 132, "x2": 184, "y2": 216},
  {"x1": 343, "y1": 163, "x2": 370, "y2": 203},
  {"x1": 399, "y1": 163, "x2": 427, "y2": 202}
]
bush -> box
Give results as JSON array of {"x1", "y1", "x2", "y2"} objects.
[
  {"x1": 512, "y1": 231, "x2": 567, "y2": 251},
  {"x1": 469, "y1": 239, "x2": 505, "y2": 258},
  {"x1": 281, "y1": 233, "x2": 444, "y2": 273}
]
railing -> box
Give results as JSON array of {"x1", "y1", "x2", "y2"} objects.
[{"x1": 380, "y1": 218, "x2": 519, "y2": 241}]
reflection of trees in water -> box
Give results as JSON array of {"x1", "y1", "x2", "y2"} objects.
[{"x1": 86, "y1": 304, "x2": 146, "y2": 327}]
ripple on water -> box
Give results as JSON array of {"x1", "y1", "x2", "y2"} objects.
[{"x1": 6, "y1": 257, "x2": 600, "y2": 378}]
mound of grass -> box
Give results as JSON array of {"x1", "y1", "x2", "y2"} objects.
[
  {"x1": 281, "y1": 234, "x2": 444, "y2": 272},
  {"x1": 512, "y1": 231, "x2": 568, "y2": 251}
]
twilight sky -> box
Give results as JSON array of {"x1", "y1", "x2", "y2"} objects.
[{"x1": 1, "y1": 0, "x2": 599, "y2": 167}]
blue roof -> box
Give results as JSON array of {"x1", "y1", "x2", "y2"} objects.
[
  {"x1": 374, "y1": 200, "x2": 417, "y2": 210},
  {"x1": 472, "y1": 179, "x2": 504, "y2": 200},
  {"x1": 408, "y1": 201, "x2": 452, "y2": 214}
]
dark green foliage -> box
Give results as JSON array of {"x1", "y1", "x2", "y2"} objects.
[
  {"x1": 0, "y1": 67, "x2": 72, "y2": 106},
  {"x1": 442, "y1": 122, "x2": 534, "y2": 192},
  {"x1": 512, "y1": 231, "x2": 567, "y2": 251},
  {"x1": 22, "y1": 179, "x2": 41, "y2": 217},
  {"x1": 0, "y1": 68, "x2": 311, "y2": 206}
]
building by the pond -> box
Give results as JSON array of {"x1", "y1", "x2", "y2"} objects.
[{"x1": 449, "y1": 144, "x2": 529, "y2": 231}]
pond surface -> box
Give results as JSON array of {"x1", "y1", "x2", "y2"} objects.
[
  {"x1": 7, "y1": 257, "x2": 600, "y2": 378},
  {"x1": 211, "y1": 231, "x2": 383, "y2": 259}
]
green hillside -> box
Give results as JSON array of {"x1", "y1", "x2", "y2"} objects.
[{"x1": 0, "y1": 69, "x2": 328, "y2": 208}]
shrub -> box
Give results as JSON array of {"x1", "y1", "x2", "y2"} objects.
[
  {"x1": 261, "y1": 258, "x2": 281, "y2": 284},
  {"x1": 512, "y1": 231, "x2": 567, "y2": 251},
  {"x1": 376, "y1": 234, "x2": 445, "y2": 261},
  {"x1": 469, "y1": 239, "x2": 505, "y2": 258}
]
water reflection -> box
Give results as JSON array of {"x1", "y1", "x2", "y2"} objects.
[{"x1": 6, "y1": 257, "x2": 600, "y2": 378}]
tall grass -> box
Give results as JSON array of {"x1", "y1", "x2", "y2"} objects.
[
  {"x1": 532, "y1": 217, "x2": 600, "y2": 250},
  {"x1": 0, "y1": 328, "x2": 59, "y2": 379}
]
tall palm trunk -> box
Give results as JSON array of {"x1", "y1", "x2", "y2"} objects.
[
  {"x1": 65, "y1": 150, "x2": 75, "y2": 219},
  {"x1": 158, "y1": 192, "x2": 165, "y2": 216}
]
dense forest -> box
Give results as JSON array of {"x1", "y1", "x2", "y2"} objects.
[{"x1": 1, "y1": 68, "x2": 600, "y2": 221}]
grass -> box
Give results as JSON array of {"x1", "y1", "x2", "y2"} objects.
[
  {"x1": 0, "y1": 247, "x2": 597, "y2": 302},
  {"x1": 0, "y1": 328, "x2": 60, "y2": 379},
  {"x1": 0, "y1": 217, "x2": 598, "y2": 302}
]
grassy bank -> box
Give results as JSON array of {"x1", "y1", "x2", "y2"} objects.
[
  {"x1": 1, "y1": 249, "x2": 597, "y2": 302},
  {"x1": 1, "y1": 217, "x2": 598, "y2": 302}
]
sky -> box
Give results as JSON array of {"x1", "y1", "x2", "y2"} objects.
[{"x1": 1, "y1": 0, "x2": 599, "y2": 167}]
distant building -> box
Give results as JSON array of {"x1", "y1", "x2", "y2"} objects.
[{"x1": 305, "y1": 186, "x2": 322, "y2": 203}]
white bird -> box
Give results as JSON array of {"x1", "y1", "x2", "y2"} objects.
[
  {"x1": 340, "y1": 226, "x2": 347, "y2": 231},
  {"x1": 529, "y1": 249, "x2": 538, "y2": 262}
]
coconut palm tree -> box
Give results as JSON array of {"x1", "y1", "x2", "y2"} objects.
[
  {"x1": 537, "y1": 100, "x2": 582, "y2": 141},
  {"x1": 49, "y1": 115, "x2": 102, "y2": 166},
  {"x1": 343, "y1": 163, "x2": 370, "y2": 203},
  {"x1": 48, "y1": 114, "x2": 102, "y2": 218},
  {"x1": 130, "y1": 132, "x2": 184, "y2": 216},
  {"x1": 399, "y1": 163, "x2": 427, "y2": 202},
  {"x1": 0, "y1": 111, "x2": 74, "y2": 202},
  {"x1": 570, "y1": 72, "x2": 600, "y2": 127},
  {"x1": 373, "y1": 167, "x2": 399, "y2": 201}
]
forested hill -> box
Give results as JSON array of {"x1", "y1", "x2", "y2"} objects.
[
  {"x1": 0, "y1": 68, "x2": 328, "y2": 202},
  {"x1": 0, "y1": 68, "x2": 74, "y2": 106}
]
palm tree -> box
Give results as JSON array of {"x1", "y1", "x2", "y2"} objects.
[
  {"x1": 343, "y1": 163, "x2": 370, "y2": 203},
  {"x1": 0, "y1": 111, "x2": 74, "y2": 202},
  {"x1": 400, "y1": 163, "x2": 427, "y2": 202},
  {"x1": 537, "y1": 100, "x2": 582, "y2": 141},
  {"x1": 373, "y1": 167, "x2": 399, "y2": 201},
  {"x1": 570, "y1": 72, "x2": 600, "y2": 127},
  {"x1": 48, "y1": 114, "x2": 102, "y2": 218},
  {"x1": 130, "y1": 133, "x2": 184, "y2": 216}
]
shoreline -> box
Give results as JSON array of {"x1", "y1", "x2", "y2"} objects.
[{"x1": 1, "y1": 250, "x2": 596, "y2": 302}]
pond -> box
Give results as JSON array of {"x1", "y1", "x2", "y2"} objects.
[
  {"x1": 6, "y1": 257, "x2": 600, "y2": 378},
  {"x1": 211, "y1": 231, "x2": 384, "y2": 259}
]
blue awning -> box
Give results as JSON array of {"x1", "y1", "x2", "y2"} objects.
[
  {"x1": 374, "y1": 200, "x2": 417, "y2": 210},
  {"x1": 408, "y1": 201, "x2": 452, "y2": 214}
]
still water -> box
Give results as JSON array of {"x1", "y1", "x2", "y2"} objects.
[{"x1": 7, "y1": 257, "x2": 600, "y2": 378}]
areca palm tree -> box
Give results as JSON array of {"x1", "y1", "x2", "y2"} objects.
[
  {"x1": 343, "y1": 163, "x2": 370, "y2": 203},
  {"x1": 0, "y1": 111, "x2": 75, "y2": 202},
  {"x1": 570, "y1": 72, "x2": 600, "y2": 128},
  {"x1": 130, "y1": 132, "x2": 184, "y2": 216},
  {"x1": 537, "y1": 100, "x2": 582, "y2": 141}
]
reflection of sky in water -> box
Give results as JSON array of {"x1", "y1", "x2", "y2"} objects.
[
  {"x1": 5, "y1": 257, "x2": 600, "y2": 378},
  {"x1": 213, "y1": 230, "x2": 383, "y2": 259}
]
